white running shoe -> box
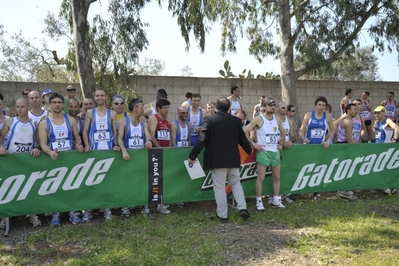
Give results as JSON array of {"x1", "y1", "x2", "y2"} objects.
[
  {"x1": 141, "y1": 207, "x2": 151, "y2": 215},
  {"x1": 103, "y1": 208, "x2": 112, "y2": 220},
  {"x1": 281, "y1": 195, "x2": 293, "y2": 203},
  {"x1": 157, "y1": 205, "x2": 171, "y2": 214},
  {"x1": 29, "y1": 215, "x2": 42, "y2": 227},
  {"x1": 256, "y1": 199, "x2": 265, "y2": 211},
  {"x1": 121, "y1": 207, "x2": 130, "y2": 218},
  {"x1": 271, "y1": 201, "x2": 286, "y2": 209},
  {"x1": 82, "y1": 210, "x2": 92, "y2": 222}
]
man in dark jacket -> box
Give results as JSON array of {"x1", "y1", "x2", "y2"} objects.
[{"x1": 188, "y1": 97, "x2": 252, "y2": 222}]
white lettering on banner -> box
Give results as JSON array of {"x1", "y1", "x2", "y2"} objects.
[
  {"x1": 291, "y1": 148, "x2": 399, "y2": 192},
  {"x1": 0, "y1": 158, "x2": 115, "y2": 205},
  {"x1": 201, "y1": 162, "x2": 261, "y2": 190},
  {"x1": 0, "y1": 175, "x2": 25, "y2": 204}
]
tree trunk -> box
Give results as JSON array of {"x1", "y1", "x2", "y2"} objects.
[
  {"x1": 278, "y1": 0, "x2": 301, "y2": 142},
  {"x1": 71, "y1": 0, "x2": 96, "y2": 99}
]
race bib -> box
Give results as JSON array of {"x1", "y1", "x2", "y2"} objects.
[
  {"x1": 94, "y1": 131, "x2": 110, "y2": 142},
  {"x1": 177, "y1": 141, "x2": 188, "y2": 147},
  {"x1": 15, "y1": 142, "x2": 31, "y2": 153},
  {"x1": 51, "y1": 139, "x2": 71, "y2": 151},
  {"x1": 360, "y1": 112, "x2": 369, "y2": 118},
  {"x1": 157, "y1": 130, "x2": 170, "y2": 140},
  {"x1": 128, "y1": 138, "x2": 144, "y2": 148},
  {"x1": 311, "y1": 129, "x2": 325, "y2": 138},
  {"x1": 265, "y1": 134, "x2": 278, "y2": 144}
]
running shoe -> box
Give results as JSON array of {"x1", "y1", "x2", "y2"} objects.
[
  {"x1": 121, "y1": 207, "x2": 130, "y2": 218},
  {"x1": 271, "y1": 201, "x2": 286, "y2": 208},
  {"x1": 29, "y1": 215, "x2": 42, "y2": 227},
  {"x1": 337, "y1": 190, "x2": 357, "y2": 200},
  {"x1": 141, "y1": 207, "x2": 151, "y2": 215},
  {"x1": 157, "y1": 205, "x2": 171, "y2": 214},
  {"x1": 104, "y1": 208, "x2": 112, "y2": 220},
  {"x1": 281, "y1": 195, "x2": 293, "y2": 203},
  {"x1": 82, "y1": 210, "x2": 92, "y2": 222},
  {"x1": 69, "y1": 212, "x2": 82, "y2": 224},
  {"x1": 256, "y1": 199, "x2": 265, "y2": 211},
  {"x1": 51, "y1": 213, "x2": 61, "y2": 227}
]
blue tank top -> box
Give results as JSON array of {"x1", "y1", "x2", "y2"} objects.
[
  {"x1": 46, "y1": 114, "x2": 73, "y2": 151},
  {"x1": 123, "y1": 116, "x2": 146, "y2": 149},
  {"x1": 88, "y1": 108, "x2": 114, "y2": 150},
  {"x1": 306, "y1": 111, "x2": 328, "y2": 144}
]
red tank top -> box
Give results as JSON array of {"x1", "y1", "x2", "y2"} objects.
[{"x1": 155, "y1": 114, "x2": 170, "y2": 147}]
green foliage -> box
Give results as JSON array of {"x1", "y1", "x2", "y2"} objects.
[
  {"x1": 0, "y1": 25, "x2": 78, "y2": 83},
  {"x1": 298, "y1": 47, "x2": 381, "y2": 81},
  {"x1": 219, "y1": 60, "x2": 279, "y2": 79}
]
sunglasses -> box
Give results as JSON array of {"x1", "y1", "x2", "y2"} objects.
[
  {"x1": 267, "y1": 103, "x2": 276, "y2": 107},
  {"x1": 290, "y1": 110, "x2": 296, "y2": 112},
  {"x1": 280, "y1": 106, "x2": 287, "y2": 109},
  {"x1": 67, "y1": 89, "x2": 76, "y2": 92},
  {"x1": 113, "y1": 102, "x2": 124, "y2": 105},
  {"x1": 374, "y1": 112, "x2": 381, "y2": 114},
  {"x1": 180, "y1": 112, "x2": 188, "y2": 114}
]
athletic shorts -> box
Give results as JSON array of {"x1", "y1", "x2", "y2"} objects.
[
  {"x1": 365, "y1": 120, "x2": 371, "y2": 126},
  {"x1": 256, "y1": 150, "x2": 281, "y2": 167}
]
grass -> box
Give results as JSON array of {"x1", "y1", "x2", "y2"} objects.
[{"x1": 1, "y1": 192, "x2": 399, "y2": 265}]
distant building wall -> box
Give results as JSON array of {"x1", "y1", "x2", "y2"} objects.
[{"x1": 1, "y1": 78, "x2": 398, "y2": 121}]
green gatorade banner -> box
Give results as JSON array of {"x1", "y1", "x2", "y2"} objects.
[{"x1": 1, "y1": 143, "x2": 399, "y2": 216}]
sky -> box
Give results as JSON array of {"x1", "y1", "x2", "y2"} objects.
[{"x1": 1, "y1": 0, "x2": 398, "y2": 81}]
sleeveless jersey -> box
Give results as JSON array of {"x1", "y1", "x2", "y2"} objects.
[
  {"x1": 28, "y1": 110, "x2": 48, "y2": 124},
  {"x1": 123, "y1": 116, "x2": 146, "y2": 149},
  {"x1": 88, "y1": 108, "x2": 114, "y2": 150},
  {"x1": 340, "y1": 98, "x2": 352, "y2": 115},
  {"x1": 384, "y1": 100, "x2": 396, "y2": 121},
  {"x1": 149, "y1": 102, "x2": 157, "y2": 115},
  {"x1": 229, "y1": 98, "x2": 241, "y2": 116},
  {"x1": 336, "y1": 118, "x2": 348, "y2": 143},
  {"x1": 306, "y1": 111, "x2": 328, "y2": 144},
  {"x1": 46, "y1": 114, "x2": 73, "y2": 151},
  {"x1": 375, "y1": 118, "x2": 394, "y2": 143},
  {"x1": 256, "y1": 114, "x2": 279, "y2": 152},
  {"x1": 174, "y1": 119, "x2": 190, "y2": 147},
  {"x1": 352, "y1": 115, "x2": 362, "y2": 143},
  {"x1": 155, "y1": 114, "x2": 170, "y2": 147},
  {"x1": 0, "y1": 115, "x2": 10, "y2": 146},
  {"x1": 279, "y1": 116, "x2": 290, "y2": 142},
  {"x1": 360, "y1": 100, "x2": 371, "y2": 121},
  {"x1": 6, "y1": 117, "x2": 37, "y2": 154},
  {"x1": 187, "y1": 107, "x2": 203, "y2": 146}
]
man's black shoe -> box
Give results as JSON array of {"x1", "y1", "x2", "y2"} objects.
[
  {"x1": 210, "y1": 215, "x2": 228, "y2": 223},
  {"x1": 239, "y1": 209, "x2": 251, "y2": 220}
]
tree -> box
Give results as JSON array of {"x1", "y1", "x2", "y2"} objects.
[
  {"x1": 180, "y1": 65, "x2": 193, "y2": 76},
  {"x1": 166, "y1": 0, "x2": 399, "y2": 125},
  {"x1": 299, "y1": 47, "x2": 381, "y2": 81},
  {"x1": 0, "y1": 25, "x2": 77, "y2": 83},
  {"x1": 46, "y1": 0, "x2": 150, "y2": 98}
]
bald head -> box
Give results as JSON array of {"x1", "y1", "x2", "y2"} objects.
[{"x1": 177, "y1": 106, "x2": 188, "y2": 113}]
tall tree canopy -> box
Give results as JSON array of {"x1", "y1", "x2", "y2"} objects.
[{"x1": 167, "y1": 0, "x2": 399, "y2": 124}]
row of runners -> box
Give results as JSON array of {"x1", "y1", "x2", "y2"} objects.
[{"x1": 0, "y1": 86, "x2": 398, "y2": 229}]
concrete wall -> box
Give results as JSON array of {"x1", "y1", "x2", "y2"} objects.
[{"x1": 1, "y1": 78, "x2": 399, "y2": 121}]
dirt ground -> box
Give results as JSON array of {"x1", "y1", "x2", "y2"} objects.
[{"x1": 1, "y1": 192, "x2": 398, "y2": 266}]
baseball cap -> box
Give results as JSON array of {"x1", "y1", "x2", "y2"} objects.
[
  {"x1": 374, "y1": 106, "x2": 386, "y2": 112},
  {"x1": 42, "y1": 89, "x2": 53, "y2": 97}
]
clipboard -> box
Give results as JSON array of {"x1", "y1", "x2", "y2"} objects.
[{"x1": 184, "y1": 160, "x2": 206, "y2": 179}]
